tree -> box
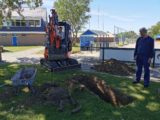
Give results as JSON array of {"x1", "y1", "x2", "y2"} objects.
[
  {"x1": 117, "y1": 31, "x2": 138, "y2": 44},
  {"x1": 0, "y1": 0, "x2": 43, "y2": 26},
  {"x1": 54, "y1": 0, "x2": 91, "y2": 44},
  {"x1": 148, "y1": 22, "x2": 160, "y2": 38},
  {"x1": 118, "y1": 31, "x2": 138, "y2": 39}
]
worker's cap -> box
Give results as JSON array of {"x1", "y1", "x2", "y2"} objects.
[
  {"x1": 51, "y1": 9, "x2": 56, "y2": 13},
  {"x1": 139, "y1": 27, "x2": 148, "y2": 33}
]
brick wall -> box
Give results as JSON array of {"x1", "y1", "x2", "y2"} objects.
[
  {"x1": 18, "y1": 34, "x2": 46, "y2": 46},
  {"x1": 0, "y1": 33, "x2": 46, "y2": 46},
  {"x1": 0, "y1": 35, "x2": 12, "y2": 46}
]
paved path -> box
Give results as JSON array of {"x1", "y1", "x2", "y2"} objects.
[
  {"x1": 2, "y1": 49, "x2": 100, "y2": 71},
  {"x1": 2, "y1": 48, "x2": 100, "y2": 66},
  {"x1": 71, "y1": 51, "x2": 100, "y2": 72},
  {"x1": 129, "y1": 67, "x2": 160, "y2": 83},
  {"x1": 2, "y1": 47, "x2": 44, "y2": 64},
  {"x1": 122, "y1": 41, "x2": 160, "y2": 49}
]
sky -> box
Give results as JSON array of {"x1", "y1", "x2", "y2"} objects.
[{"x1": 43, "y1": 0, "x2": 160, "y2": 33}]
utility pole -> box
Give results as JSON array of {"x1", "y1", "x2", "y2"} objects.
[
  {"x1": 102, "y1": 12, "x2": 104, "y2": 31},
  {"x1": 98, "y1": 7, "x2": 100, "y2": 30},
  {"x1": 89, "y1": 18, "x2": 91, "y2": 29}
]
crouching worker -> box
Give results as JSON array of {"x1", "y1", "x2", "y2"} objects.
[{"x1": 133, "y1": 27, "x2": 155, "y2": 88}]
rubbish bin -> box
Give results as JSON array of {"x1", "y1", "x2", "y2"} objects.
[{"x1": 0, "y1": 46, "x2": 3, "y2": 61}]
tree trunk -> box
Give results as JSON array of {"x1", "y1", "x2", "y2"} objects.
[
  {"x1": 71, "y1": 75, "x2": 134, "y2": 106},
  {"x1": 71, "y1": 27, "x2": 79, "y2": 46},
  {"x1": 73, "y1": 31, "x2": 78, "y2": 46}
]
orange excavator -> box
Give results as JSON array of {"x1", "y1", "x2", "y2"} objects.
[{"x1": 40, "y1": 9, "x2": 81, "y2": 72}]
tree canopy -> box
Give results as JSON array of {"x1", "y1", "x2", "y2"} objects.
[
  {"x1": 123, "y1": 31, "x2": 138, "y2": 39},
  {"x1": 117, "y1": 31, "x2": 138, "y2": 39},
  {"x1": 0, "y1": 0, "x2": 43, "y2": 25},
  {"x1": 54, "y1": 0, "x2": 92, "y2": 42},
  {"x1": 148, "y1": 22, "x2": 160, "y2": 38}
]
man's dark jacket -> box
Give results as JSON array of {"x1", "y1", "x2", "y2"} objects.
[{"x1": 134, "y1": 36, "x2": 154, "y2": 58}]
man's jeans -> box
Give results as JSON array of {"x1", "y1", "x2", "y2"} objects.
[{"x1": 136, "y1": 55, "x2": 150, "y2": 86}]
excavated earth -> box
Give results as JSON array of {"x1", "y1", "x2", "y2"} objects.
[
  {"x1": 94, "y1": 59, "x2": 135, "y2": 76},
  {"x1": 0, "y1": 74, "x2": 134, "y2": 108},
  {"x1": 70, "y1": 75, "x2": 134, "y2": 106}
]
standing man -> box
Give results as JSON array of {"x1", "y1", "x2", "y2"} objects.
[{"x1": 133, "y1": 27, "x2": 155, "y2": 88}]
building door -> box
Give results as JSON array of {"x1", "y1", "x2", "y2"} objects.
[{"x1": 12, "y1": 35, "x2": 18, "y2": 46}]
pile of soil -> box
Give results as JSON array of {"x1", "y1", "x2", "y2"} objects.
[
  {"x1": 0, "y1": 84, "x2": 57, "y2": 104},
  {"x1": 0, "y1": 84, "x2": 66, "y2": 104},
  {"x1": 36, "y1": 83, "x2": 69, "y2": 102},
  {"x1": 70, "y1": 75, "x2": 134, "y2": 106},
  {"x1": 0, "y1": 83, "x2": 81, "y2": 113},
  {"x1": 94, "y1": 59, "x2": 135, "y2": 76}
]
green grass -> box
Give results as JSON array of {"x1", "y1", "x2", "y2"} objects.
[
  {"x1": 3, "y1": 46, "x2": 41, "y2": 52},
  {"x1": 36, "y1": 49, "x2": 44, "y2": 55},
  {"x1": 0, "y1": 63, "x2": 160, "y2": 120},
  {"x1": 72, "y1": 43, "x2": 80, "y2": 47},
  {"x1": 72, "y1": 47, "x2": 80, "y2": 54}
]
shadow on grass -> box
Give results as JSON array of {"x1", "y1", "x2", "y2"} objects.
[
  {"x1": 0, "y1": 63, "x2": 160, "y2": 120},
  {"x1": 0, "y1": 115, "x2": 8, "y2": 120},
  {"x1": 2, "y1": 49, "x2": 11, "y2": 53}
]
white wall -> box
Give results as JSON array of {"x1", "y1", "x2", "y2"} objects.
[
  {"x1": 100, "y1": 48, "x2": 160, "y2": 65},
  {"x1": 155, "y1": 50, "x2": 160, "y2": 64},
  {"x1": 100, "y1": 48, "x2": 135, "y2": 62}
]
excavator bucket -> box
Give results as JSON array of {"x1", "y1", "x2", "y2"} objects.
[{"x1": 40, "y1": 58, "x2": 81, "y2": 72}]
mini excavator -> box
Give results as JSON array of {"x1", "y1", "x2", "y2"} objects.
[{"x1": 40, "y1": 9, "x2": 81, "y2": 72}]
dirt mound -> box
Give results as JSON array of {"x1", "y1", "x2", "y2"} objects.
[
  {"x1": 0, "y1": 83, "x2": 81, "y2": 113},
  {"x1": 37, "y1": 83, "x2": 69, "y2": 101},
  {"x1": 94, "y1": 59, "x2": 135, "y2": 76},
  {"x1": 70, "y1": 75, "x2": 134, "y2": 106}
]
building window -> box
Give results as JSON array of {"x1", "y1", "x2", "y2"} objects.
[
  {"x1": 9, "y1": 19, "x2": 41, "y2": 27},
  {"x1": 15, "y1": 20, "x2": 21, "y2": 26},
  {"x1": 26, "y1": 20, "x2": 30, "y2": 27},
  {"x1": 21, "y1": 20, "x2": 26, "y2": 26},
  {"x1": 29, "y1": 20, "x2": 35, "y2": 27},
  {"x1": 35, "y1": 20, "x2": 40, "y2": 27},
  {"x1": 11, "y1": 20, "x2": 16, "y2": 26}
]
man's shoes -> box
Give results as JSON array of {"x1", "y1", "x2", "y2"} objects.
[
  {"x1": 144, "y1": 85, "x2": 149, "y2": 88},
  {"x1": 132, "y1": 80, "x2": 140, "y2": 84}
]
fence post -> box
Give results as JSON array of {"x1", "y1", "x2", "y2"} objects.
[
  {"x1": 102, "y1": 47, "x2": 105, "y2": 64},
  {"x1": 0, "y1": 46, "x2": 3, "y2": 62},
  {"x1": 0, "y1": 51, "x2": 1, "y2": 62},
  {"x1": 90, "y1": 44, "x2": 93, "y2": 53},
  {"x1": 152, "y1": 50, "x2": 156, "y2": 68}
]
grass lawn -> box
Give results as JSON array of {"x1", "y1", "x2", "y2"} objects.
[
  {"x1": 3, "y1": 46, "x2": 41, "y2": 52},
  {"x1": 72, "y1": 46, "x2": 80, "y2": 54},
  {"x1": 0, "y1": 63, "x2": 160, "y2": 120}
]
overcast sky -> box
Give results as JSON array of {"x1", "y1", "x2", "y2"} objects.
[{"x1": 43, "y1": 0, "x2": 160, "y2": 33}]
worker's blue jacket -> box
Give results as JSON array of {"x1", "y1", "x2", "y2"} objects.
[{"x1": 134, "y1": 36, "x2": 155, "y2": 58}]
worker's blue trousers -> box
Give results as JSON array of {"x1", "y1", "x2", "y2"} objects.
[{"x1": 136, "y1": 55, "x2": 150, "y2": 86}]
